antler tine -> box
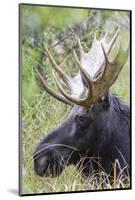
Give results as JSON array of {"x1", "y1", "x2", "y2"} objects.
[
  {"x1": 102, "y1": 31, "x2": 108, "y2": 43},
  {"x1": 102, "y1": 39, "x2": 128, "y2": 71},
  {"x1": 97, "y1": 42, "x2": 109, "y2": 78},
  {"x1": 107, "y1": 27, "x2": 120, "y2": 54},
  {"x1": 94, "y1": 41, "x2": 128, "y2": 98},
  {"x1": 92, "y1": 28, "x2": 122, "y2": 84},
  {"x1": 92, "y1": 43, "x2": 109, "y2": 82},
  {"x1": 73, "y1": 50, "x2": 92, "y2": 99},
  {"x1": 111, "y1": 43, "x2": 128, "y2": 66},
  {"x1": 101, "y1": 42, "x2": 109, "y2": 63},
  {"x1": 76, "y1": 37, "x2": 85, "y2": 56},
  {"x1": 44, "y1": 44, "x2": 72, "y2": 90},
  {"x1": 36, "y1": 69, "x2": 73, "y2": 106}
]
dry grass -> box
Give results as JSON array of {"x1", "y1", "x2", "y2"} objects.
[{"x1": 21, "y1": 147, "x2": 130, "y2": 194}]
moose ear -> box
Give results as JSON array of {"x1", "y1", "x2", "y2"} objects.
[{"x1": 101, "y1": 92, "x2": 110, "y2": 108}]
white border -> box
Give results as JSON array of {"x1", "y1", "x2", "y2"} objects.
[{"x1": 0, "y1": 0, "x2": 134, "y2": 199}]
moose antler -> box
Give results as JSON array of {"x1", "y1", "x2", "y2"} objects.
[{"x1": 37, "y1": 28, "x2": 128, "y2": 108}]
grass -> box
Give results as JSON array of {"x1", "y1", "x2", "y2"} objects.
[{"x1": 21, "y1": 34, "x2": 130, "y2": 195}]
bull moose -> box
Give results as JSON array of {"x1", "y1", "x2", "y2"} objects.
[{"x1": 33, "y1": 28, "x2": 130, "y2": 179}]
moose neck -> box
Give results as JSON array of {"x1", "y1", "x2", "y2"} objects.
[{"x1": 86, "y1": 93, "x2": 130, "y2": 156}]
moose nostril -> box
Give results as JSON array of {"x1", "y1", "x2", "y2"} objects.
[{"x1": 34, "y1": 157, "x2": 49, "y2": 177}]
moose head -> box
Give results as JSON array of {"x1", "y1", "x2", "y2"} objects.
[{"x1": 33, "y1": 28, "x2": 130, "y2": 178}]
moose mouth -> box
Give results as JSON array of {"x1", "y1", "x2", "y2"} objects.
[{"x1": 34, "y1": 155, "x2": 64, "y2": 177}]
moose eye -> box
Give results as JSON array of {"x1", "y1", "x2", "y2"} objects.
[
  {"x1": 78, "y1": 116, "x2": 86, "y2": 122},
  {"x1": 76, "y1": 115, "x2": 90, "y2": 127}
]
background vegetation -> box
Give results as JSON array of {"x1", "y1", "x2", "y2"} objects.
[{"x1": 20, "y1": 4, "x2": 130, "y2": 194}]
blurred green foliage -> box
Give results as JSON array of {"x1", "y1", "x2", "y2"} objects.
[
  {"x1": 20, "y1": 4, "x2": 130, "y2": 194},
  {"x1": 21, "y1": 5, "x2": 88, "y2": 45}
]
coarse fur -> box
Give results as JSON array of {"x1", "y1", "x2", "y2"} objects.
[{"x1": 33, "y1": 92, "x2": 130, "y2": 178}]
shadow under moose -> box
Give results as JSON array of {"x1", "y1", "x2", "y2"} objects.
[{"x1": 33, "y1": 28, "x2": 130, "y2": 184}]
